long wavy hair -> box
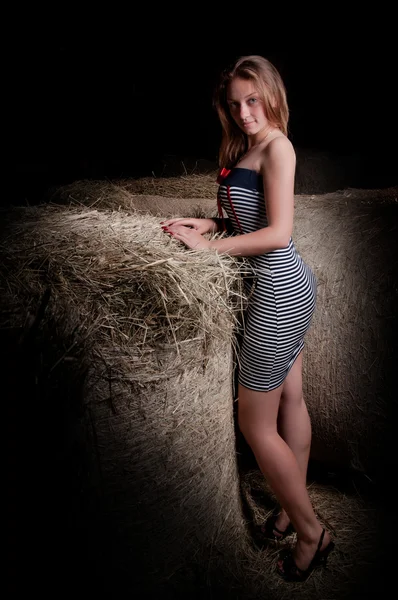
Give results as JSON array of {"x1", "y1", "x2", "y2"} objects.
[{"x1": 213, "y1": 55, "x2": 289, "y2": 169}]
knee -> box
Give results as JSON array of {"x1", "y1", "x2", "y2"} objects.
[
  {"x1": 280, "y1": 391, "x2": 304, "y2": 410},
  {"x1": 237, "y1": 409, "x2": 251, "y2": 441},
  {"x1": 238, "y1": 410, "x2": 257, "y2": 446},
  {"x1": 238, "y1": 410, "x2": 276, "y2": 447}
]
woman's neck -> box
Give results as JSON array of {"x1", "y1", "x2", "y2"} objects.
[{"x1": 247, "y1": 125, "x2": 276, "y2": 149}]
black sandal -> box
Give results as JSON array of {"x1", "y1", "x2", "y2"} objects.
[
  {"x1": 276, "y1": 528, "x2": 335, "y2": 582},
  {"x1": 260, "y1": 512, "x2": 295, "y2": 542}
]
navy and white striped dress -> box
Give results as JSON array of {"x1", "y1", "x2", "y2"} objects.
[{"x1": 217, "y1": 167, "x2": 317, "y2": 392}]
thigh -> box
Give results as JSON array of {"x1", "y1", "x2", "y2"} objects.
[
  {"x1": 280, "y1": 351, "x2": 303, "y2": 407},
  {"x1": 237, "y1": 382, "x2": 283, "y2": 438}
]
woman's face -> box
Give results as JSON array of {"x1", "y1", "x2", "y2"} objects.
[{"x1": 227, "y1": 77, "x2": 270, "y2": 137}]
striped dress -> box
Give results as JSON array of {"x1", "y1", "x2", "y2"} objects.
[{"x1": 217, "y1": 167, "x2": 317, "y2": 392}]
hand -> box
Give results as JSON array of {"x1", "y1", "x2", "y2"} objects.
[
  {"x1": 162, "y1": 224, "x2": 212, "y2": 250},
  {"x1": 160, "y1": 218, "x2": 218, "y2": 235}
]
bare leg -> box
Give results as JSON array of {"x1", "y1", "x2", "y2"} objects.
[
  {"x1": 237, "y1": 381, "x2": 330, "y2": 570},
  {"x1": 273, "y1": 352, "x2": 312, "y2": 532}
]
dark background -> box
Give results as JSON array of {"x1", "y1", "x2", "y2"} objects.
[{"x1": 8, "y1": 13, "x2": 397, "y2": 206}]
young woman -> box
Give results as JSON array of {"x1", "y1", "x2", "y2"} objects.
[{"x1": 160, "y1": 55, "x2": 334, "y2": 582}]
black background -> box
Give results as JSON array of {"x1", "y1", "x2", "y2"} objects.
[{"x1": 8, "y1": 11, "x2": 397, "y2": 205}]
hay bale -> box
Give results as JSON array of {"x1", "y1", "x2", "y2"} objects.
[
  {"x1": 293, "y1": 187, "x2": 398, "y2": 480},
  {"x1": 46, "y1": 175, "x2": 219, "y2": 207},
  {"x1": 0, "y1": 205, "x2": 256, "y2": 597},
  {"x1": 41, "y1": 180, "x2": 398, "y2": 482},
  {"x1": 4, "y1": 181, "x2": 397, "y2": 597}
]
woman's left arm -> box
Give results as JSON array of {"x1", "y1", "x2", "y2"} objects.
[
  {"x1": 165, "y1": 137, "x2": 295, "y2": 255},
  {"x1": 208, "y1": 136, "x2": 296, "y2": 256}
]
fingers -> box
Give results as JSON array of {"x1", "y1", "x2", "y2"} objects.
[
  {"x1": 162, "y1": 223, "x2": 182, "y2": 232},
  {"x1": 161, "y1": 223, "x2": 184, "y2": 239},
  {"x1": 162, "y1": 224, "x2": 190, "y2": 240},
  {"x1": 160, "y1": 218, "x2": 194, "y2": 228},
  {"x1": 161, "y1": 225, "x2": 208, "y2": 251}
]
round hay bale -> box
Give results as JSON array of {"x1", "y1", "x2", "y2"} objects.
[
  {"x1": 46, "y1": 175, "x2": 219, "y2": 208},
  {"x1": 0, "y1": 205, "x2": 260, "y2": 598},
  {"x1": 293, "y1": 187, "x2": 398, "y2": 480},
  {"x1": 5, "y1": 182, "x2": 397, "y2": 597},
  {"x1": 42, "y1": 180, "x2": 398, "y2": 483}
]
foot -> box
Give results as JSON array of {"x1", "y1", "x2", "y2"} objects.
[
  {"x1": 272, "y1": 509, "x2": 291, "y2": 537},
  {"x1": 260, "y1": 508, "x2": 293, "y2": 540},
  {"x1": 277, "y1": 528, "x2": 332, "y2": 574}
]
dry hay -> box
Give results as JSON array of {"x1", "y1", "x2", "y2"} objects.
[
  {"x1": 38, "y1": 180, "x2": 398, "y2": 481},
  {"x1": 49, "y1": 178, "x2": 398, "y2": 481},
  {"x1": 238, "y1": 469, "x2": 393, "y2": 600},
  {"x1": 47, "y1": 173, "x2": 219, "y2": 207},
  {"x1": 45, "y1": 145, "x2": 392, "y2": 207},
  {"x1": 45, "y1": 175, "x2": 398, "y2": 215},
  {"x1": 3, "y1": 181, "x2": 397, "y2": 597},
  {"x1": 116, "y1": 173, "x2": 219, "y2": 198},
  {"x1": 43, "y1": 178, "x2": 218, "y2": 224},
  {"x1": 292, "y1": 187, "x2": 398, "y2": 481},
  {"x1": 0, "y1": 204, "x2": 256, "y2": 597}
]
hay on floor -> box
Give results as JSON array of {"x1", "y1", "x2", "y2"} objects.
[{"x1": 238, "y1": 468, "x2": 392, "y2": 600}]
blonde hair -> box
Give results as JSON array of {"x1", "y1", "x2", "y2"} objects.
[{"x1": 213, "y1": 55, "x2": 289, "y2": 169}]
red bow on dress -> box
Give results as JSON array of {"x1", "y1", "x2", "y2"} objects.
[{"x1": 216, "y1": 167, "x2": 231, "y2": 184}]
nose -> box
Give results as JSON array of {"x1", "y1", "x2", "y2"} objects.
[{"x1": 239, "y1": 102, "x2": 250, "y2": 120}]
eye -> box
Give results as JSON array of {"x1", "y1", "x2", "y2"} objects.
[
  {"x1": 229, "y1": 101, "x2": 238, "y2": 109},
  {"x1": 248, "y1": 97, "x2": 258, "y2": 104}
]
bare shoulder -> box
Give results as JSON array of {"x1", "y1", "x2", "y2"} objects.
[
  {"x1": 259, "y1": 135, "x2": 296, "y2": 177},
  {"x1": 263, "y1": 135, "x2": 295, "y2": 161}
]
